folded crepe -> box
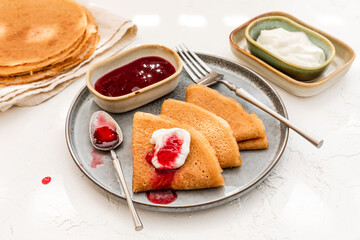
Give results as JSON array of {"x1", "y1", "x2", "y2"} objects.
[
  {"x1": 132, "y1": 112, "x2": 224, "y2": 193},
  {"x1": 186, "y1": 84, "x2": 269, "y2": 149},
  {"x1": 161, "y1": 99, "x2": 241, "y2": 168},
  {"x1": 238, "y1": 135, "x2": 269, "y2": 150}
]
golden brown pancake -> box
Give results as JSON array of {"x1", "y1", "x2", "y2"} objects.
[
  {"x1": 0, "y1": 7, "x2": 97, "y2": 76},
  {"x1": 0, "y1": 0, "x2": 87, "y2": 66},
  {"x1": 161, "y1": 99, "x2": 241, "y2": 168},
  {"x1": 0, "y1": 32, "x2": 85, "y2": 76},
  {"x1": 132, "y1": 112, "x2": 224, "y2": 193},
  {"x1": 186, "y1": 84, "x2": 266, "y2": 142},
  {"x1": 0, "y1": 30, "x2": 99, "y2": 85},
  {"x1": 238, "y1": 135, "x2": 269, "y2": 150}
]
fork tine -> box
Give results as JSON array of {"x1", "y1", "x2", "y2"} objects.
[
  {"x1": 175, "y1": 46, "x2": 204, "y2": 80},
  {"x1": 180, "y1": 43, "x2": 213, "y2": 73},
  {"x1": 178, "y1": 45, "x2": 208, "y2": 76},
  {"x1": 175, "y1": 46, "x2": 200, "y2": 81}
]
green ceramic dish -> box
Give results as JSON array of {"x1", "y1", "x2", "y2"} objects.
[{"x1": 245, "y1": 16, "x2": 335, "y2": 81}]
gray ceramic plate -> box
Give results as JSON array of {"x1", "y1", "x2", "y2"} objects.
[{"x1": 65, "y1": 53, "x2": 289, "y2": 212}]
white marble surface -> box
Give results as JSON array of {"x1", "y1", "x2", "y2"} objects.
[{"x1": 1, "y1": 0, "x2": 359, "y2": 239}]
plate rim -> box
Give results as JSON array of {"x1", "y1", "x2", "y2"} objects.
[{"x1": 65, "y1": 52, "x2": 289, "y2": 212}]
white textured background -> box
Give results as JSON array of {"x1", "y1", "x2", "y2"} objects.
[{"x1": 0, "y1": 0, "x2": 359, "y2": 239}]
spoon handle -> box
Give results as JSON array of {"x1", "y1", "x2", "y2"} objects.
[{"x1": 111, "y1": 150, "x2": 143, "y2": 231}]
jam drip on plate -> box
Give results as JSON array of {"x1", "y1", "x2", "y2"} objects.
[
  {"x1": 145, "y1": 132, "x2": 186, "y2": 204},
  {"x1": 146, "y1": 190, "x2": 178, "y2": 204},
  {"x1": 94, "y1": 56, "x2": 176, "y2": 97},
  {"x1": 90, "y1": 149, "x2": 105, "y2": 168},
  {"x1": 146, "y1": 150, "x2": 177, "y2": 190}
]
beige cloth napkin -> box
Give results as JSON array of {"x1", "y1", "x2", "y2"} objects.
[{"x1": 0, "y1": 1, "x2": 137, "y2": 111}]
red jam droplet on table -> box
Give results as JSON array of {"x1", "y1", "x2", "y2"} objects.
[
  {"x1": 146, "y1": 190, "x2": 178, "y2": 204},
  {"x1": 41, "y1": 176, "x2": 51, "y2": 185},
  {"x1": 94, "y1": 56, "x2": 176, "y2": 97},
  {"x1": 90, "y1": 148, "x2": 105, "y2": 168}
]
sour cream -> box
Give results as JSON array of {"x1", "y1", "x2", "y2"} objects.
[
  {"x1": 256, "y1": 27, "x2": 326, "y2": 68},
  {"x1": 149, "y1": 128, "x2": 191, "y2": 170}
]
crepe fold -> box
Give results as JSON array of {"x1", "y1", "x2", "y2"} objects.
[
  {"x1": 161, "y1": 99, "x2": 241, "y2": 168},
  {"x1": 186, "y1": 84, "x2": 269, "y2": 151}
]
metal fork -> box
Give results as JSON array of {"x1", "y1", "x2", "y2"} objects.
[{"x1": 175, "y1": 44, "x2": 323, "y2": 148}]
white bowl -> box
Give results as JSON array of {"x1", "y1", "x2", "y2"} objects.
[{"x1": 86, "y1": 44, "x2": 182, "y2": 113}]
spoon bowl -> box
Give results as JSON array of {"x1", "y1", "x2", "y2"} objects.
[
  {"x1": 89, "y1": 111, "x2": 143, "y2": 231},
  {"x1": 89, "y1": 111, "x2": 123, "y2": 151}
]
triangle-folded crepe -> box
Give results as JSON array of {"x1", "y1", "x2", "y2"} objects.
[
  {"x1": 132, "y1": 112, "x2": 224, "y2": 193},
  {"x1": 238, "y1": 135, "x2": 269, "y2": 150},
  {"x1": 161, "y1": 99, "x2": 241, "y2": 168},
  {"x1": 185, "y1": 84, "x2": 267, "y2": 143}
]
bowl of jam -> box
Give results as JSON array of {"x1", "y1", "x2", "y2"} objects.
[{"x1": 86, "y1": 44, "x2": 183, "y2": 113}]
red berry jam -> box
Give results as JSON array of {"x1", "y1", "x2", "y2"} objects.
[
  {"x1": 156, "y1": 135, "x2": 183, "y2": 169},
  {"x1": 145, "y1": 132, "x2": 187, "y2": 204},
  {"x1": 94, "y1": 56, "x2": 176, "y2": 97},
  {"x1": 41, "y1": 176, "x2": 51, "y2": 185},
  {"x1": 152, "y1": 169, "x2": 176, "y2": 190},
  {"x1": 147, "y1": 133, "x2": 184, "y2": 170},
  {"x1": 147, "y1": 149, "x2": 177, "y2": 189},
  {"x1": 92, "y1": 112, "x2": 119, "y2": 149},
  {"x1": 146, "y1": 190, "x2": 178, "y2": 204},
  {"x1": 90, "y1": 148, "x2": 105, "y2": 168},
  {"x1": 93, "y1": 126, "x2": 119, "y2": 148},
  {"x1": 145, "y1": 149, "x2": 155, "y2": 164}
]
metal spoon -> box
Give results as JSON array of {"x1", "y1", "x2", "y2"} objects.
[{"x1": 89, "y1": 111, "x2": 143, "y2": 231}]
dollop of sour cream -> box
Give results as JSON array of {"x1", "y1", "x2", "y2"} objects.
[
  {"x1": 256, "y1": 27, "x2": 326, "y2": 68},
  {"x1": 149, "y1": 128, "x2": 191, "y2": 170}
]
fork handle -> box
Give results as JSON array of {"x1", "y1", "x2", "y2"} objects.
[{"x1": 218, "y1": 79, "x2": 324, "y2": 148}]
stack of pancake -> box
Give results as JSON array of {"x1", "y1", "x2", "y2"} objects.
[
  {"x1": 132, "y1": 85, "x2": 269, "y2": 192},
  {"x1": 0, "y1": 0, "x2": 99, "y2": 86}
]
